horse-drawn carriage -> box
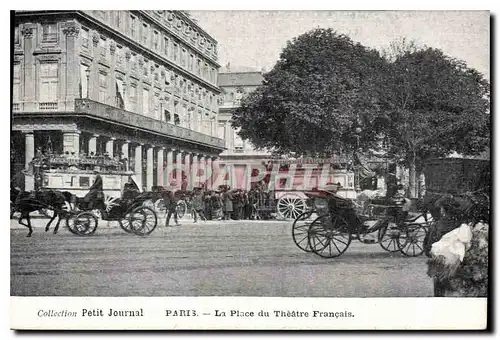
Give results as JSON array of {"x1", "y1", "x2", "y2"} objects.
[{"x1": 291, "y1": 185, "x2": 431, "y2": 258}]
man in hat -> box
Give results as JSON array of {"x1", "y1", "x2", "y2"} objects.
[{"x1": 83, "y1": 169, "x2": 104, "y2": 210}]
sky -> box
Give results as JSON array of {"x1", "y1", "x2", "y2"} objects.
[{"x1": 189, "y1": 10, "x2": 490, "y2": 79}]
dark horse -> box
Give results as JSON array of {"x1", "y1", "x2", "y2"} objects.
[{"x1": 10, "y1": 187, "x2": 72, "y2": 237}]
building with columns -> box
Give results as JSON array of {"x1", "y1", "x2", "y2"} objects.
[
  {"x1": 216, "y1": 67, "x2": 271, "y2": 189},
  {"x1": 12, "y1": 10, "x2": 225, "y2": 192}
]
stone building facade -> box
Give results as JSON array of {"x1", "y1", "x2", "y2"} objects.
[
  {"x1": 12, "y1": 10, "x2": 225, "y2": 191},
  {"x1": 216, "y1": 69, "x2": 271, "y2": 189}
]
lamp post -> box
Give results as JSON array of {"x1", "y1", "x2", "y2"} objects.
[
  {"x1": 85, "y1": 67, "x2": 91, "y2": 99},
  {"x1": 355, "y1": 126, "x2": 362, "y2": 192}
]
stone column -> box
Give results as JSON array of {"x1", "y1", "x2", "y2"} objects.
[
  {"x1": 121, "y1": 140, "x2": 129, "y2": 159},
  {"x1": 199, "y1": 154, "x2": 206, "y2": 189},
  {"x1": 62, "y1": 21, "x2": 80, "y2": 111},
  {"x1": 184, "y1": 152, "x2": 192, "y2": 190},
  {"x1": 146, "y1": 145, "x2": 154, "y2": 191},
  {"x1": 206, "y1": 157, "x2": 213, "y2": 189},
  {"x1": 62, "y1": 131, "x2": 80, "y2": 155},
  {"x1": 21, "y1": 25, "x2": 36, "y2": 111},
  {"x1": 165, "y1": 148, "x2": 174, "y2": 186},
  {"x1": 212, "y1": 157, "x2": 222, "y2": 190},
  {"x1": 191, "y1": 153, "x2": 198, "y2": 189},
  {"x1": 134, "y1": 144, "x2": 143, "y2": 190},
  {"x1": 157, "y1": 147, "x2": 164, "y2": 187},
  {"x1": 88, "y1": 134, "x2": 98, "y2": 155},
  {"x1": 24, "y1": 131, "x2": 34, "y2": 169},
  {"x1": 105, "y1": 137, "x2": 115, "y2": 158},
  {"x1": 175, "y1": 150, "x2": 183, "y2": 188}
]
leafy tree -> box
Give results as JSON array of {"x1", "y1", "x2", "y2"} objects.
[
  {"x1": 232, "y1": 28, "x2": 388, "y2": 158},
  {"x1": 378, "y1": 47, "x2": 490, "y2": 196}
]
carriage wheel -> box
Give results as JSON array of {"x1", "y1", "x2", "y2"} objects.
[
  {"x1": 71, "y1": 212, "x2": 98, "y2": 236},
  {"x1": 378, "y1": 223, "x2": 404, "y2": 252},
  {"x1": 292, "y1": 210, "x2": 314, "y2": 252},
  {"x1": 65, "y1": 214, "x2": 80, "y2": 235},
  {"x1": 308, "y1": 213, "x2": 351, "y2": 258},
  {"x1": 399, "y1": 224, "x2": 427, "y2": 257},
  {"x1": 277, "y1": 195, "x2": 307, "y2": 220},
  {"x1": 132, "y1": 207, "x2": 158, "y2": 236},
  {"x1": 176, "y1": 200, "x2": 187, "y2": 219},
  {"x1": 119, "y1": 213, "x2": 135, "y2": 233}
]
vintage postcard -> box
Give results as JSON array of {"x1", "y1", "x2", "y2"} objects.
[{"x1": 9, "y1": 8, "x2": 490, "y2": 330}]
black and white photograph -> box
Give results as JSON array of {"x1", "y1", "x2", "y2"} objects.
[{"x1": 8, "y1": 7, "x2": 490, "y2": 330}]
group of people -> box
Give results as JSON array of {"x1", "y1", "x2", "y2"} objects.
[{"x1": 157, "y1": 186, "x2": 276, "y2": 227}]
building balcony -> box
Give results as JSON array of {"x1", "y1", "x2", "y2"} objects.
[
  {"x1": 38, "y1": 102, "x2": 58, "y2": 111},
  {"x1": 74, "y1": 98, "x2": 225, "y2": 150}
]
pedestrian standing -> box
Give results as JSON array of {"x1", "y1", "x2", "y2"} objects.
[
  {"x1": 223, "y1": 190, "x2": 233, "y2": 220},
  {"x1": 192, "y1": 189, "x2": 206, "y2": 222},
  {"x1": 163, "y1": 190, "x2": 180, "y2": 227}
]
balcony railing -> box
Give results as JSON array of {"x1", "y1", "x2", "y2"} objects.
[
  {"x1": 74, "y1": 98, "x2": 225, "y2": 149},
  {"x1": 39, "y1": 102, "x2": 58, "y2": 110},
  {"x1": 12, "y1": 103, "x2": 20, "y2": 112}
]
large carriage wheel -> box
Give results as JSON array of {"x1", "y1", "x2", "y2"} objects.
[
  {"x1": 119, "y1": 213, "x2": 135, "y2": 234},
  {"x1": 378, "y1": 222, "x2": 404, "y2": 252},
  {"x1": 69, "y1": 212, "x2": 98, "y2": 236},
  {"x1": 277, "y1": 194, "x2": 307, "y2": 220},
  {"x1": 292, "y1": 210, "x2": 315, "y2": 252},
  {"x1": 176, "y1": 200, "x2": 187, "y2": 219},
  {"x1": 132, "y1": 207, "x2": 158, "y2": 236},
  {"x1": 398, "y1": 224, "x2": 427, "y2": 257},
  {"x1": 308, "y1": 213, "x2": 351, "y2": 258}
]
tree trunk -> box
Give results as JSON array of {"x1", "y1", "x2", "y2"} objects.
[{"x1": 409, "y1": 161, "x2": 417, "y2": 198}]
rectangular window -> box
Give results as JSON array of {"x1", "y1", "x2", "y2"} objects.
[
  {"x1": 173, "y1": 43, "x2": 178, "y2": 62},
  {"x1": 211, "y1": 67, "x2": 216, "y2": 83},
  {"x1": 153, "y1": 31, "x2": 159, "y2": 50},
  {"x1": 130, "y1": 15, "x2": 137, "y2": 38},
  {"x1": 217, "y1": 122, "x2": 225, "y2": 140},
  {"x1": 13, "y1": 63, "x2": 20, "y2": 102},
  {"x1": 181, "y1": 48, "x2": 186, "y2": 67},
  {"x1": 99, "y1": 37, "x2": 107, "y2": 57},
  {"x1": 142, "y1": 88, "x2": 149, "y2": 116},
  {"x1": 39, "y1": 63, "x2": 58, "y2": 102},
  {"x1": 142, "y1": 24, "x2": 149, "y2": 45},
  {"x1": 42, "y1": 23, "x2": 58, "y2": 43},
  {"x1": 98, "y1": 72, "x2": 108, "y2": 103},
  {"x1": 163, "y1": 37, "x2": 169, "y2": 57},
  {"x1": 115, "y1": 77, "x2": 125, "y2": 109},
  {"x1": 79, "y1": 64, "x2": 88, "y2": 98},
  {"x1": 129, "y1": 85, "x2": 137, "y2": 112},
  {"x1": 81, "y1": 28, "x2": 89, "y2": 48},
  {"x1": 131, "y1": 53, "x2": 137, "y2": 70},
  {"x1": 197, "y1": 59, "x2": 201, "y2": 75},
  {"x1": 116, "y1": 45, "x2": 123, "y2": 64},
  {"x1": 189, "y1": 54, "x2": 194, "y2": 71}
]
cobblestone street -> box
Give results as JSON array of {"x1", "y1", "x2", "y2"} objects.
[{"x1": 11, "y1": 217, "x2": 434, "y2": 297}]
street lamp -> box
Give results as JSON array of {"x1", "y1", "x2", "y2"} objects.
[
  {"x1": 354, "y1": 126, "x2": 362, "y2": 192},
  {"x1": 85, "y1": 67, "x2": 91, "y2": 99}
]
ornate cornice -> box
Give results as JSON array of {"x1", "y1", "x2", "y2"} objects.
[
  {"x1": 62, "y1": 24, "x2": 80, "y2": 37},
  {"x1": 92, "y1": 33, "x2": 99, "y2": 47},
  {"x1": 21, "y1": 26, "x2": 34, "y2": 39}
]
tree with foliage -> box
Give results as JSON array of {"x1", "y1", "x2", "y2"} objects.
[
  {"x1": 377, "y1": 45, "x2": 490, "y2": 196},
  {"x1": 232, "y1": 28, "x2": 388, "y2": 158}
]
